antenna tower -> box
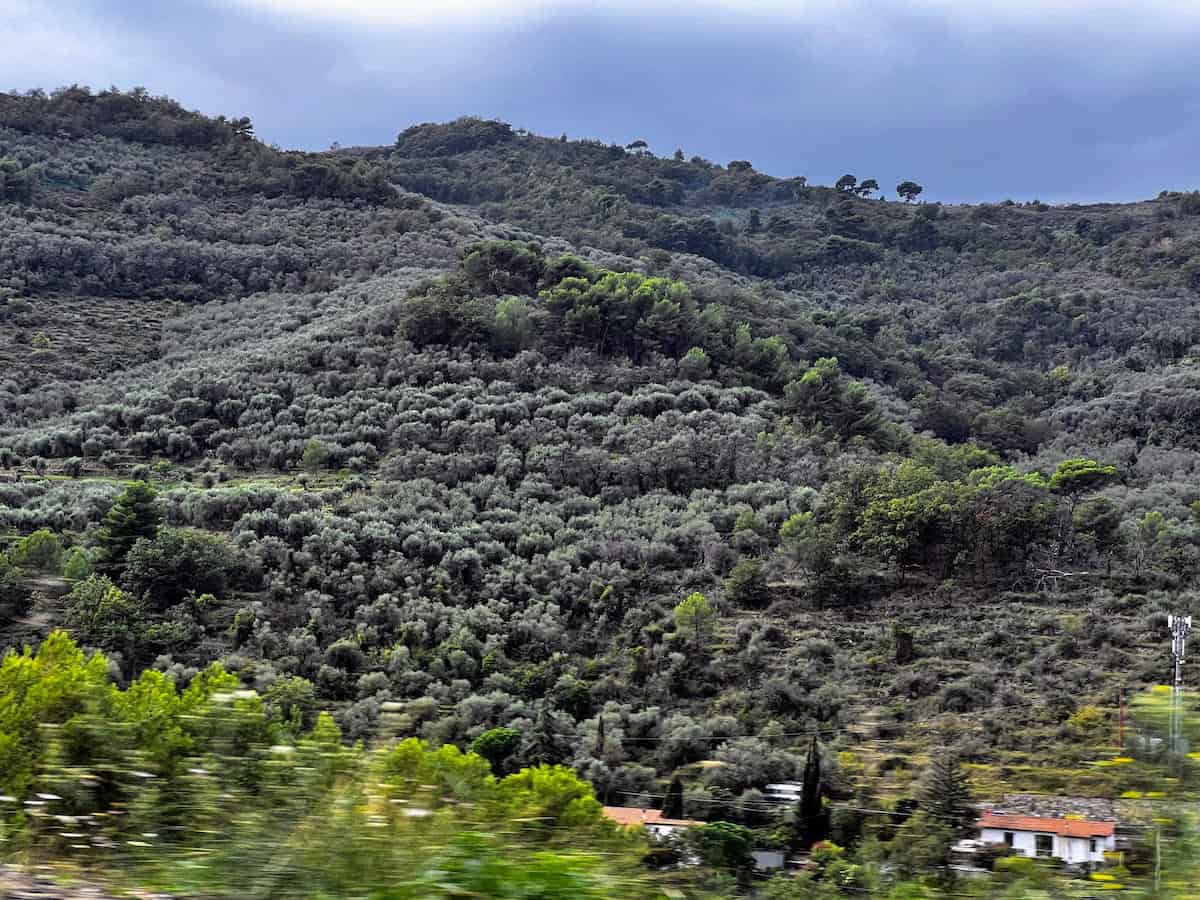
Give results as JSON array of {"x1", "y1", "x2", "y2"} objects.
[{"x1": 1168, "y1": 614, "x2": 1193, "y2": 757}]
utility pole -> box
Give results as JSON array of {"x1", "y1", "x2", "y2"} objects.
[{"x1": 1167, "y1": 614, "x2": 1192, "y2": 758}]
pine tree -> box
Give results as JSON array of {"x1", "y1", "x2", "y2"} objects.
[
  {"x1": 921, "y1": 752, "x2": 975, "y2": 834},
  {"x1": 97, "y1": 481, "x2": 160, "y2": 570},
  {"x1": 663, "y1": 775, "x2": 684, "y2": 819},
  {"x1": 673, "y1": 592, "x2": 716, "y2": 648}
]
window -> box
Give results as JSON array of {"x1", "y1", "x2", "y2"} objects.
[
  {"x1": 1090, "y1": 839, "x2": 1097, "y2": 854},
  {"x1": 1035, "y1": 834, "x2": 1053, "y2": 858},
  {"x1": 1003, "y1": 832, "x2": 1014, "y2": 847}
]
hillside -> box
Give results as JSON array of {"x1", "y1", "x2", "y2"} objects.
[{"x1": 4, "y1": 85, "x2": 1200, "y2": 844}]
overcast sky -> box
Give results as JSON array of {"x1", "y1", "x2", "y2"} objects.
[{"x1": 4, "y1": 0, "x2": 1199, "y2": 203}]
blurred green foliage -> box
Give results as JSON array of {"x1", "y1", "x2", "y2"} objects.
[{"x1": 0, "y1": 632, "x2": 655, "y2": 898}]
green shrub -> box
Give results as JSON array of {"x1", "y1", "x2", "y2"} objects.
[
  {"x1": 63, "y1": 546, "x2": 93, "y2": 581},
  {"x1": 10, "y1": 528, "x2": 63, "y2": 573},
  {"x1": 725, "y1": 558, "x2": 770, "y2": 609}
]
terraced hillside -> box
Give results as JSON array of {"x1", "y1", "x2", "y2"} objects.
[{"x1": 3, "y1": 88, "x2": 1200, "y2": 826}]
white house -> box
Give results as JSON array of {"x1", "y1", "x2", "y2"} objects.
[
  {"x1": 977, "y1": 811, "x2": 1115, "y2": 866},
  {"x1": 764, "y1": 782, "x2": 806, "y2": 805},
  {"x1": 602, "y1": 806, "x2": 700, "y2": 839}
]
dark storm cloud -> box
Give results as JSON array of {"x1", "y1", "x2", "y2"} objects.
[{"x1": 3, "y1": 0, "x2": 1198, "y2": 202}]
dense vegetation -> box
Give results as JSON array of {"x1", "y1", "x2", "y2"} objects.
[
  {"x1": 0, "y1": 631, "x2": 659, "y2": 897},
  {"x1": 3, "y1": 632, "x2": 1200, "y2": 897},
  {"x1": 4, "y1": 85, "x2": 1200, "y2": 896}
]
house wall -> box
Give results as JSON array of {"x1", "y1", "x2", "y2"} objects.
[
  {"x1": 980, "y1": 827, "x2": 1113, "y2": 864},
  {"x1": 751, "y1": 850, "x2": 786, "y2": 871},
  {"x1": 646, "y1": 823, "x2": 687, "y2": 839}
]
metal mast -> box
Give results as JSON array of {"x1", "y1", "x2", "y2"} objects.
[{"x1": 1168, "y1": 614, "x2": 1192, "y2": 757}]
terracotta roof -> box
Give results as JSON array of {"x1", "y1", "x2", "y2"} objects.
[
  {"x1": 978, "y1": 812, "x2": 1115, "y2": 838},
  {"x1": 602, "y1": 806, "x2": 700, "y2": 828}
]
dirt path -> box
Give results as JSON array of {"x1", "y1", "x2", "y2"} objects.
[{"x1": 3, "y1": 581, "x2": 69, "y2": 646}]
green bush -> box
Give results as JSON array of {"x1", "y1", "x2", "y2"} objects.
[
  {"x1": 725, "y1": 558, "x2": 770, "y2": 609},
  {"x1": 121, "y1": 527, "x2": 241, "y2": 610},
  {"x1": 63, "y1": 546, "x2": 93, "y2": 581},
  {"x1": 471, "y1": 726, "x2": 522, "y2": 774},
  {"x1": 691, "y1": 821, "x2": 754, "y2": 872},
  {"x1": 10, "y1": 528, "x2": 64, "y2": 573}
]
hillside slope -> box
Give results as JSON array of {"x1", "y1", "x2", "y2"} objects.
[{"x1": 2, "y1": 88, "x2": 1200, "y2": 813}]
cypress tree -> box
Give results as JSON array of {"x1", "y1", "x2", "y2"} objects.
[
  {"x1": 663, "y1": 775, "x2": 684, "y2": 819},
  {"x1": 796, "y1": 735, "x2": 826, "y2": 847}
]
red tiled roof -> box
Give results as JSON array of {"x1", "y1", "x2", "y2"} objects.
[
  {"x1": 602, "y1": 806, "x2": 700, "y2": 828},
  {"x1": 978, "y1": 812, "x2": 1115, "y2": 838}
]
